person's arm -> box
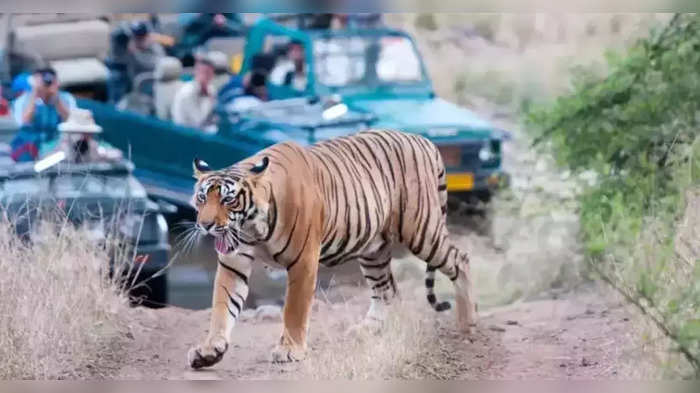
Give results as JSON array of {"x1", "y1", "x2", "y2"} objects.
[
  {"x1": 21, "y1": 91, "x2": 38, "y2": 125},
  {"x1": 53, "y1": 93, "x2": 72, "y2": 121}
]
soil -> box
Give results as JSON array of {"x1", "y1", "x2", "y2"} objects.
[{"x1": 116, "y1": 282, "x2": 647, "y2": 380}]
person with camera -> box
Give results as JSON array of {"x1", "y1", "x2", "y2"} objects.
[
  {"x1": 127, "y1": 21, "x2": 165, "y2": 95},
  {"x1": 10, "y1": 67, "x2": 76, "y2": 162},
  {"x1": 48, "y1": 108, "x2": 122, "y2": 164}
]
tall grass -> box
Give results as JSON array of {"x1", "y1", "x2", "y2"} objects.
[{"x1": 0, "y1": 218, "x2": 132, "y2": 379}]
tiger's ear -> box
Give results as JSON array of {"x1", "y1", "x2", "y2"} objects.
[
  {"x1": 250, "y1": 156, "x2": 269, "y2": 175},
  {"x1": 193, "y1": 157, "x2": 212, "y2": 179}
]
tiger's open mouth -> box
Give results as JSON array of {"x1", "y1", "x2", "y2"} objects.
[{"x1": 214, "y1": 236, "x2": 236, "y2": 255}]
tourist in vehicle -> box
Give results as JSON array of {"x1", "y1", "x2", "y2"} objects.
[
  {"x1": 226, "y1": 71, "x2": 268, "y2": 112},
  {"x1": 10, "y1": 67, "x2": 76, "y2": 162},
  {"x1": 269, "y1": 40, "x2": 307, "y2": 92},
  {"x1": 171, "y1": 51, "x2": 218, "y2": 132},
  {"x1": 173, "y1": 13, "x2": 244, "y2": 65},
  {"x1": 48, "y1": 108, "x2": 122, "y2": 163},
  {"x1": 106, "y1": 24, "x2": 132, "y2": 103},
  {"x1": 127, "y1": 21, "x2": 165, "y2": 95}
]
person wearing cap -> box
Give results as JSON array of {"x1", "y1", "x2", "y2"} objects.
[
  {"x1": 269, "y1": 39, "x2": 307, "y2": 93},
  {"x1": 47, "y1": 108, "x2": 122, "y2": 163},
  {"x1": 127, "y1": 20, "x2": 165, "y2": 93},
  {"x1": 9, "y1": 67, "x2": 76, "y2": 162},
  {"x1": 171, "y1": 51, "x2": 218, "y2": 132}
]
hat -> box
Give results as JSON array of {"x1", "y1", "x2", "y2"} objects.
[
  {"x1": 58, "y1": 108, "x2": 103, "y2": 134},
  {"x1": 194, "y1": 50, "x2": 228, "y2": 71},
  {"x1": 130, "y1": 21, "x2": 151, "y2": 37}
]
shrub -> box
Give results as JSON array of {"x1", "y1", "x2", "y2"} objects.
[{"x1": 528, "y1": 13, "x2": 700, "y2": 375}]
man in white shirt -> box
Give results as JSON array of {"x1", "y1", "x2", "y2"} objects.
[
  {"x1": 171, "y1": 52, "x2": 217, "y2": 132},
  {"x1": 269, "y1": 40, "x2": 307, "y2": 93}
]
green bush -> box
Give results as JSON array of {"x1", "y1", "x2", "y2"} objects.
[{"x1": 528, "y1": 14, "x2": 700, "y2": 375}]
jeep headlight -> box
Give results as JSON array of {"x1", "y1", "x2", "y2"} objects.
[
  {"x1": 478, "y1": 139, "x2": 500, "y2": 162},
  {"x1": 478, "y1": 143, "x2": 493, "y2": 162}
]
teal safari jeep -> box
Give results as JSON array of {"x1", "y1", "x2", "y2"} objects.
[{"x1": 239, "y1": 18, "x2": 508, "y2": 203}]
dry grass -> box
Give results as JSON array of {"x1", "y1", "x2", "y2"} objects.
[
  {"x1": 0, "y1": 218, "x2": 132, "y2": 379},
  {"x1": 299, "y1": 292, "x2": 452, "y2": 379}
]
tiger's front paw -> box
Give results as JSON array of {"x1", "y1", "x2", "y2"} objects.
[
  {"x1": 188, "y1": 335, "x2": 228, "y2": 369},
  {"x1": 271, "y1": 343, "x2": 306, "y2": 363}
]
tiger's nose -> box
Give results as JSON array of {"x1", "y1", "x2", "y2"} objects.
[{"x1": 199, "y1": 221, "x2": 215, "y2": 232}]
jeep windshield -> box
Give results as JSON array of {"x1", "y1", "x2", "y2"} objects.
[{"x1": 312, "y1": 32, "x2": 429, "y2": 94}]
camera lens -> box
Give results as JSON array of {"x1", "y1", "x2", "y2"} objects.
[{"x1": 41, "y1": 72, "x2": 55, "y2": 86}]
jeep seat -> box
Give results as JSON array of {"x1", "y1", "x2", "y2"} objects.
[
  {"x1": 11, "y1": 19, "x2": 110, "y2": 89},
  {"x1": 154, "y1": 57, "x2": 184, "y2": 120}
]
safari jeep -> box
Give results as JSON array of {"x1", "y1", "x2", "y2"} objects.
[{"x1": 240, "y1": 18, "x2": 509, "y2": 204}]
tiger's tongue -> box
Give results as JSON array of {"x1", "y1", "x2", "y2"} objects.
[{"x1": 215, "y1": 237, "x2": 228, "y2": 254}]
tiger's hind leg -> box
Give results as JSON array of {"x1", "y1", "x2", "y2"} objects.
[
  {"x1": 351, "y1": 242, "x2": 396, "y2": 332},
  {"x1": 360, "y1": 255, "x2": 396, "y2": 324}
]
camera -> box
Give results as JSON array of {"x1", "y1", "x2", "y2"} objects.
[{"x1": 40, "y1": 71, "x2": 56, "y2": 86}]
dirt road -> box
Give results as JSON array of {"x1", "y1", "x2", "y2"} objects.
[{"x1": 117, "y1": 281, "x2": 651, "y2": 379}]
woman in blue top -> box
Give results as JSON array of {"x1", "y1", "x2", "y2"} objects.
[{"x1": 10, "y1": 67, "x2": 76, "y2": 162}]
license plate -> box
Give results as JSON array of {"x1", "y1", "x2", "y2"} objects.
[{"x1": 446, "y1": 173, "x2": 474, "y2": 191}]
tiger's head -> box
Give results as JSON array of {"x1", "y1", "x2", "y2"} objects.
[{"x1": 191, "y1": 157, "x2": 272, "y2": 255}]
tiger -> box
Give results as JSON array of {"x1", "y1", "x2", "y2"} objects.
[{"x1": 187, "y1": 129, "x2": 476, "y2": 369}]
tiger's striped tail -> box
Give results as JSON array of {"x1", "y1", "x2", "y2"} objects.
[
  {"x1": 425, "y1": 267, "x2": 451, "y2": 312},
  {"x1": 426, "y1": 145, "x2": 451, "y2": 312}
]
